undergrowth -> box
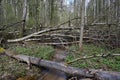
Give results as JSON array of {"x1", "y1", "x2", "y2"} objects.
[
  {"x1": 0, "y1": 45, "x2": 54, "y2": 79},
  {"x1": 0, "y1": 43, "x2": 120, "y2": 79},
  {"x1": 10, "y1": 45, "x2": 54, "y2": 60},
  {"x1": 65, "y1": 44, "x2": 120, "y2": 71}
]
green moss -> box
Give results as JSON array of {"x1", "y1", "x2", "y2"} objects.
[{"x1": 0, "y1": 47, "x2": 5, "y2": 53}]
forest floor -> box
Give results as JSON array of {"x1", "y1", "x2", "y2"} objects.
[{"x1": 0, "y1": 43, "x2": 120, "y2": 80}]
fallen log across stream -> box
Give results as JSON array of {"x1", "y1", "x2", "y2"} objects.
[{"x1": 4, "y1": 50, "x2": 120, "y2": 80}]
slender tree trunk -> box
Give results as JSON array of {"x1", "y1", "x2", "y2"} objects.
[
  {"x1": 35, "y1": 0, "x2": 39, "y2": 32},
  {"x1": 21, "y1": 0, "x2": 27, "y2": 37},
  {"x1": 0, "y1": 0, "x2": 3, "y2": 25},
  {"x1": 0, "y1": 0, "x2": 1, "y2": 15},
  {"x1": 79, "y1": 0, "x2": 86, "y2": 51}
]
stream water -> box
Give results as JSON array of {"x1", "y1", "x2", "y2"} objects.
[{"x1": 39, "y1": 48, "x2": 68, "y2": 80}]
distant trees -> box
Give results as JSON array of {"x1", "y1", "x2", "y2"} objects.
[
  {"x1": 87, "y1": 0, "x2": 120, "y2": 24},
  {"x1": 86, "y1": 0, "x2": 120, "y2": 48}
]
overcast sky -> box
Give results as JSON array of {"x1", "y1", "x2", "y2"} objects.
[
  {"x1": 64, "y1": 0, "x2": 90, "y2": 13},
  {"x1": 66, "y1": 0, "x2": 90, "y2": 5}
]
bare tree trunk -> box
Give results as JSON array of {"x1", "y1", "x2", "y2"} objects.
[
  {"x1": 20, "y1": 0, "x2": 27, "y2": 37},
  {"x1": 79, "y1": 0, "x2": 86, "y2": 51},
  {"x1": 0, "y1": 0, "x2": 2, "y2": 24},
  {"x1": 35, "y1": 0, "x2": 39, "y2": 32},
  {"x1": 0, "y1": 0, "x2": 4, "y2": 25}
]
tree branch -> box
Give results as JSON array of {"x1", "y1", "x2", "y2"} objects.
[{"x1": 67, "y1": 54, "x2": 120, "y2": 64}]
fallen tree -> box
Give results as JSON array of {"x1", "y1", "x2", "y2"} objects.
[
  {"x1": 4, "y1": 50, "x2": 120, "y2": 80},
  {"x1": 7, "y1": 27, "x2": 80, "y2": 43}
]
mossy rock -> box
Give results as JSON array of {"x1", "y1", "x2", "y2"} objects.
[{"x1": 0, "y1": 47, "x2": 5, "y2": 54}]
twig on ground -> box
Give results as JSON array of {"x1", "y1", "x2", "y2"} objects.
[{"x1": 67, "y1": 53, "x2": 120, "y2": 64}]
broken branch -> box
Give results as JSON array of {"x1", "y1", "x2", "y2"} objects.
[{"x1": 67, "y1": 54, "x2": 120, "y2": 64}]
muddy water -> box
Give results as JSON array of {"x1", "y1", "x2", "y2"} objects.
[
  {"x1": 40, "y1": 69, "x2": 66, "y2": 80},
  {"x1": 40, "y1": 48, "x2": 68, "y2": 80}
]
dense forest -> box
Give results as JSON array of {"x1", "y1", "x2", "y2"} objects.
[{"x1": 0, "y1": 0, "x2": 120, "y2": 80}]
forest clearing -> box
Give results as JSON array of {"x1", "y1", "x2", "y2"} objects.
[{"x1": 0, "y1": 0, "x2": 120, "y2": 80}]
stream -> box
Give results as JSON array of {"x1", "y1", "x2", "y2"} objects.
[{"x1": 38, "y1": 47, "x2": 68, "y2": 80}]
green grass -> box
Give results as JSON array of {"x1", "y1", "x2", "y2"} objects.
[
  {"x1": 0, "y1": 45, "x2": 55, "y2": 79},
  {"x1": 0, "y1": 55, "x2": 41, "y2": 79},
  {"x1": 8, "y1": 44, "x2": 120, "y2": 72},
  {"x1": 66, "y1": 44, "x2": 120, "y2": 71},
  {"x1": 11, "y1": 45, "x2": 54, "y2": 60}
]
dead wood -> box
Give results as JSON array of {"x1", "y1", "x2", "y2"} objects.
[
  {"x1": 4, "y1": 50, "x2": 93, "y2": 78},
  {"x1": 35, "y1": 41, "x2": 80, "y2": 45},
  {"x1": 67, "y1": 54, "x2": 120, "y2": 64},
  {"x1": 94, "y1": 71, "x2": 120, "y2": 80},
  {"x1": 7, "y1": 27, "x2": 80, "y2": 43},
  {"x1": 33, "y1": 34, "x2": 78, "y2": 38},
  {"x1": 0, "y1": 20, "x2": 24, "y2": 30},
  {"x1": 24, "y1": 37, "x2": 110, "y2": 45},
  {"x1": 4, "y1": 50, "x2": 120, "y2": 80}
]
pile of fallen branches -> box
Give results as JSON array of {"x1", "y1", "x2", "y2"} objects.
[
  {"x1": 7, "y1": 26, "x2": 120, "y2": 48},
  {"x1": 7, "y1": 27, "x2": 80, "y2": 43},
  {"x1": 0, "y1": 17, "x2": 118, "y2": 48},
  {"x1": 0, "y1": 17, "x2": 119, "y2": 48}
]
